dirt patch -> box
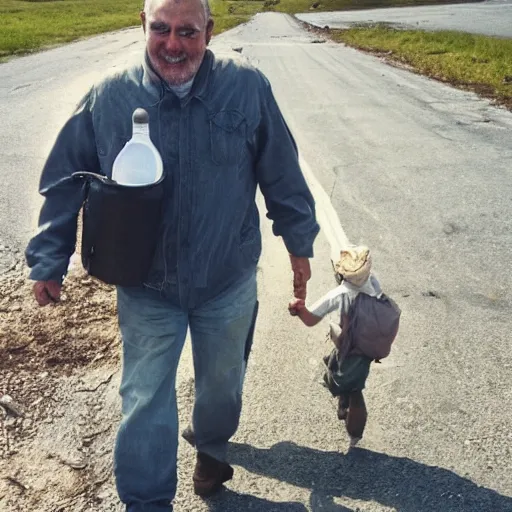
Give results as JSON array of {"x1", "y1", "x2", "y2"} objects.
[
  {"x1": 0, "y1": 264, "x2": 121, "y2": 511},
  {"x1": 0, "y1": 267, "x2": 118, "y2": 375},
  {"x1": 0, "y1": 257, "x2": 198, "y2": 511}
]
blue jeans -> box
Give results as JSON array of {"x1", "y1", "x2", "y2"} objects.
[{"x1": 114, "y1": 272, "x2": 258, "y2": 512}]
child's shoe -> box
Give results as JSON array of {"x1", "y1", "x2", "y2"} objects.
[{"x1": 349, "y1": 436, "x2": 362, "y2": 448}]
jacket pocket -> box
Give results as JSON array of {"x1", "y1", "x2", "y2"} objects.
[{"x1": 209, "y1": 110, "x2": 246, "y2": 167}]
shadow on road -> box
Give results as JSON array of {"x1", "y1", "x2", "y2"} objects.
[
  {"x1": 205, "y1": 488, "x2": 308, "y2": 511},
  {"x1": 226, "y1": 441, "x2": 512, "y2": 512}
]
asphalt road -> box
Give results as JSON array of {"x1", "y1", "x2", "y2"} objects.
[
  {"x1": 1, "y1": 12, "x2": 511, "y2": 511},
  {"x1": 297, "y1": 0, "x2": 512, "y2": 38},
  {"x1": 213, "y1": 13, "x2": 512, "y2": 512}
]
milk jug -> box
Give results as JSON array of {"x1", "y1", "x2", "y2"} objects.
[{"x1": 112, "y1": 108, "x2": 163, "y2": 186}]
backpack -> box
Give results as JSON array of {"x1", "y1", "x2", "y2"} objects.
[{"x1": 330, "y1": 292, "x2": 401, "y2": 362}]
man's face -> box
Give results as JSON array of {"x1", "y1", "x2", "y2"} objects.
[{"x1": 141, "y1": 0, "x2": 213, "y2": 86}]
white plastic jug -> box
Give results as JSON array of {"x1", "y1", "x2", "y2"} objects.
[{"x1": 111, "y1": 108, "x2": 163, "y2": 187}]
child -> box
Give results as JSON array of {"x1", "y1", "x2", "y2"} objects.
[{"x1": 289, "y1": 245, "x2": 383, "y2": 448}]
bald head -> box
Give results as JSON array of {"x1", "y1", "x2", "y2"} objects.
[{"x1": 143, "y1": 0, "x2": 211, "y2": 22}]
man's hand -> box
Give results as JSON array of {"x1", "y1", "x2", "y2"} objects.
[
  {"x1": 33, "y1": 281, "x2": 62, "y2": 306},
  {"x1": 289, "y1": 255, "x2": 311, "y2": 300},
  {"x1": 288, "y1": 297, "x2": 306, "y2": 316}
]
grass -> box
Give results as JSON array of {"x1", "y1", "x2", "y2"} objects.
[
  {"x1": 0, "y1": 0, "x2": 479, "y2": 61},
  {"x1": 210, "y1": 0, "x2": 263, "y2": 33},
  {"x1": 0, "y1": 0, "x2": 264, "y2": 61},
  {"x1": 328, "y1": 26, "x2": 512, "y2": 108},
  {"x1": 0, "y1": 0, "x2": 141, "y2": 60},
  {"x1": 269, "y1": 0, "x2": 480, "y2": 15},
  {"x1": 2, "y1": 0, "x2": 510, "y2": 109}
]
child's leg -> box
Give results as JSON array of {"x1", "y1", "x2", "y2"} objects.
[
  {"x1": 345, "y1": 390, "x2": 367, "y2": 445},
  {"x1": 337, "y1": 394, "x2": 349, "y2": 420}
]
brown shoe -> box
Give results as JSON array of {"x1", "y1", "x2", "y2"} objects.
[{"x1": 193, "y1": 452, "x2": 234, "y2": 497}]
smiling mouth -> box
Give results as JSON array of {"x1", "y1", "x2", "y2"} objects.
[{"x1": 164, "y1": 55, "x2": 186, "y2": 64}]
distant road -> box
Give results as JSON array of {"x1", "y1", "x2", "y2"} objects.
[{"x1": 297, "y1": 0, "x2": 512, "y2": 38}]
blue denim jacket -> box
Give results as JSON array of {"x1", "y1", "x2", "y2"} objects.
[{"x1": 25, "y1": 50, "x2": 320, "y2": 308}]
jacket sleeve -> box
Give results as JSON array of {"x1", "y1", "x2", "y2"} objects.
[
  {"x1": 253, "y1": 79, "x2": 320, "y2": 258},
  {"x1": 25, "y1": 89, "x2": 100, "y2": 283}
]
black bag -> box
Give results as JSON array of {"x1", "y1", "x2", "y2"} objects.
[{"x1": 73, "y1": 172, "x2": 165, "y2": 286}]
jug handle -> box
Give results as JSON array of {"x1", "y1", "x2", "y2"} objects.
[{"x1": 71, "y1": 171, "x2": 113, "y2": 184}]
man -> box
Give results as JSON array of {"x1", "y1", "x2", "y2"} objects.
[{"x1": 26, "y1": 0, "x2": 319, "y2": 510}]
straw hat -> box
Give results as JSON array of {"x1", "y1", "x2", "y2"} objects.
[{"x1": 334, "y1": 245, "x2": 372, "y2": 287}]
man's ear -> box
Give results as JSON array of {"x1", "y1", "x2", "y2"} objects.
[
  {"x1": 140, "y1": 11, "x2": 147, "y2": 34},
  {"x1": 205, "y1": 19, "x2": 214, "y2": 45}
]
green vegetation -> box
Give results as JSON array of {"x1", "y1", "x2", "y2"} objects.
[
  {"x1": 0, "y1": 0, "x2": 478, "y2": 61},
  {"x1": 210, "y1": 1, "x2": 262, "y2": 34},
  {"x1": 2, "y1": 0, "x2": 509, "y2": 109},
  {"x1": 330, "y1": 26, "x2": 512, "y2": 108},
  {"x1": 0, "y1": 0, "x2": 140, "y2": 60},
  {"x1": 0, "y1": 0, "x2": 261, "y2": 61},
  {"x1": 268, "y1": 0, "x2": 476, "y2": 15}
]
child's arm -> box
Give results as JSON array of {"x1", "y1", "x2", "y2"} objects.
[
  {"x1": 288, "y1": 298, "x2": 322, "y2": 327},
  {"x1": 289, "y1": 284, "x2": 347, "y2": 328}
]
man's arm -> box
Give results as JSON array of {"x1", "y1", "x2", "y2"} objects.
[
  {"x1": 253, "y1": 79, "x2": 320, "y2": 297},
  {"x1": 25, "y1": 89, "x2": 100, "y2": 289}
]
